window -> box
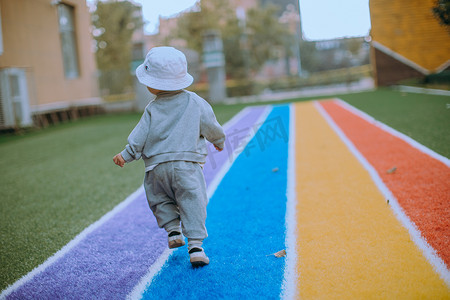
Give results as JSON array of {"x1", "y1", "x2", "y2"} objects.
[
  {"x1": 0, "y1": 69, "x2": 32, "y2": 127},
  {"x1": 58, "y1": 4, "x2": 79, "y2": 79}
]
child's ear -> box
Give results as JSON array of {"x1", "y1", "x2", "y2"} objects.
[{"x1": 147, "y1": 87, "x2": 161, "y2": 95}]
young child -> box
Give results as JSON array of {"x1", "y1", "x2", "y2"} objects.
[{"x1": 113, "y1": 46, "x2": 225, "y2": 267}]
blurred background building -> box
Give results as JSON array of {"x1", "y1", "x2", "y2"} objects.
[
  {"x1": 1, "y1": 0, "x2": 448, "y2": 128},
  {"x1": 0, "y1": 0, "x2": 100, "y2": 129},
  {"x1": 135, "y1": 0, "x2": 372, "y2": 98}
]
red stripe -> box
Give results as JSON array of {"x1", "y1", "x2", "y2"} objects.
[{"x1": 320, "y1": 100, "x2": 450, "y2": 266}]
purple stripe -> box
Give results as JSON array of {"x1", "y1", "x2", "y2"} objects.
[
  {"x1": 8, "y1": 192, "x2": 163, "y2": 300},
  {"x1": 204, "y1": 106, "x2": 268, "y2": 187},
  {"x1": 7, "y1": 106, "x2": 267, "y2": 300}
]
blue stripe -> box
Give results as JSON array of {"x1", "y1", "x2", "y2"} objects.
[{"x1": 141, "y1": 105, "x2": 290, "y2": 299}]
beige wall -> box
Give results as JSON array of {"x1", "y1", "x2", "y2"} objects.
[{"x1": 0, "y1": 0, "x2": 98, "y2": 109}]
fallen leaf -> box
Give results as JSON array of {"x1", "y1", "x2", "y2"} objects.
[
  {"x1": 386, "y1": 166, "x2": 397, "y2": 174},
  {"x1": 268, "y1": 249, "x2": 286, "y2": 258},
  {"x1": 272, "y1": 167, "x2": 279, "y2": 173}
]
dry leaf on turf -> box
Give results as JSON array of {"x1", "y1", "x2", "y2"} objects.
[
  {"x1": 386, "y1": 166, "x2": 397, "y2": 174},
  {"x1": 268, "y1": 249, "x2": 286, "y2": 257}
]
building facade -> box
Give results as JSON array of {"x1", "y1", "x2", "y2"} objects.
[
  {"x1": 0, "y1": 0, "x2": 100, "y2": 128},
  {"x1": 369, "y1": 0, "x2": 450, "y2": 86}
]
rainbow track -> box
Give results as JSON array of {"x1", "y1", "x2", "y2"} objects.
[{"x1": 1, "y1": 100, "x2": 449, "y2": 299}]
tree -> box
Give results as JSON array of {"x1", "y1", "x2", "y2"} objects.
[
  {"x1": 432, "y1": 0, "x2": 450, "y2": 31},
  {"x1": 176, "y1": 0, "x2": 236, "y2": 54},
  {"x1": 246, "y1": 5, "x2": 291, "y2": 74},
  {"x1": 298, "y1": 40, "x2": 318, "y2": 73},
  {"x1": 91, "y1": 0, "x2": 143, "y2": 94},
  {"x1": 175, "y1": 1, "x2": 291, "y2": 79},
  {"x1": 260, "y1": 0, "x2": 298, "y2": 16}
]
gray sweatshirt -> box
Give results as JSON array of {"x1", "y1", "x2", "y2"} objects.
[{"x1": 120, "y1": 90, "x2": 225, "y2": 170}]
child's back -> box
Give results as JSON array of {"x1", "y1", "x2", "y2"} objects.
[
  {"x1": 121, "y1": 90, "x2": 225, "y2": 172},
  {"x1": 113, "y1": 46, "x2": 225, "y2": 267}
]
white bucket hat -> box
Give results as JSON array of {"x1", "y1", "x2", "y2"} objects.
[{"x1": 136, "y1": 46, "x2": 194, "y2": 91}]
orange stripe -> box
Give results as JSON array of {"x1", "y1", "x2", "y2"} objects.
[{"x1": 320, "y1": 100, "x2": 450, "y2": 266}]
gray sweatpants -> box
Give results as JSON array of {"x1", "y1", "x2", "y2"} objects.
[{"x1": 144, "y1": 161, "x2": 208, "y2": 242}]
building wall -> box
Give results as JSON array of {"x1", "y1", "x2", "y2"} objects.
[
  {"x1": 371, "y1": 46, "x2": 424, "y2": 86},
  {"x1": 369, "y1": 0, "x2": 450, "y2": 85},
  {"x1": 0, "y1": 0, "x2": 98, "y2": 110}
]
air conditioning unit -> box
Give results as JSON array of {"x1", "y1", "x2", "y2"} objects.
[{"x1": 0, "y1": 68, "x2": 32, "y2": 128}]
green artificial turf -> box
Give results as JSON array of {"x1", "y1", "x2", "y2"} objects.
[
  {"x1": 0, "y1": 88, "x2": 448, "y2": 291},
  {"x1": 0, "y1": 113, "x2": 145, "y2": 290}
]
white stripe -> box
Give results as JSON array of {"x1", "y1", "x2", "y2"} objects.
[
  {"x1": 126, "y1": 105, "x2": 273, "y2": 300},
  {"x1": 126, "y1": 248, "x2": 174, "y2": 300},
  {"x1": 207, "y1": 104, "x2": 268, "y2": 198},
  {"x1": 217, "y1": 105, "x2": 254, "y2": 131},
  {"x1": 314, "y1": 101, "x2": 450, "y2": 286},
  {"x1": 395, "y1": 85, "x2": 450, "y2": 96},
  {"x1": 0, "y1": 186, "x2": 145, "y2": 299},
  {"x1": 335, "y1": 99, "x2": 450, "y2": 167},
  {"x1": 281, "y1": 104, "x2": 298, "y2": 300}
]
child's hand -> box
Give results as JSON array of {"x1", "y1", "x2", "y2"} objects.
[
  {"x1": 113, "y1": 153, "x2": 126, "y2": 167},
  {"x1": 214, "y1": 145, "x2": 223, "y2": 152}
]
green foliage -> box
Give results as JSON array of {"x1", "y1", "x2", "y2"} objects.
[
  {"x1": 298, "y1": 40, "x2": 319, "y2": 72},
  {"x1": 260, "y1": 0, "x2": 297, "y2": 15},
  {"x1": 432, "y1": 0, "x2": 450, "y2": 29},
  {"x1": 175, "y1": 2, "x2": 291, "y2": 79},
  {"x1": 176, "y1": 0, "x2": 235, "y2": 54},
  {"x1": 222, "y1": 17, "x2": 247, "y2": 79},
  {"x1": 246, "y1": 5, "x2": 290, "y2": 73},
  {"x1": 91, "y1": 0, "x2": 143, "y2": 94},
  {"x1": 424, "y1": 70, "x2": 450, "y2": 85}
]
